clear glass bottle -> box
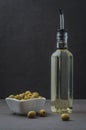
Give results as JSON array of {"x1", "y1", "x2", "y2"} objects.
[{"x1": 51, "y1": 9, "x2": 73, "y2": 114}]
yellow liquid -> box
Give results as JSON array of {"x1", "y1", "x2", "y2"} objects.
[{"x1": 51, "y1": 49, "x2": 73, "y2": 114}]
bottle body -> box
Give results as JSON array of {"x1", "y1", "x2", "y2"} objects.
[{"x1": 51, "y1": 49, "x2": 73, "y2": 113}]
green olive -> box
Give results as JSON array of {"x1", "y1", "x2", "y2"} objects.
[
  {"x1": 25, "y1": 91, "x2": 32, "y2": 95},
  {"x1": 14, "y1": 95, "x2": 21, "y2": 100},
  {"x1": 38, "y1": 96, "x2": 43, "y2": 98},
  {"x1": 31, "y1": 92, "x2": 39, "y2": 98},
  {"x1": 38, "y1": 109, "x2": 46, "y2": 117},
  {"x1": 8, "y1": 95, "x2": 14, "y2": 98},
  {"x1": 61, "y1": 113, "x2": 70, "y2": 121},
  {"x1": 27, "y1": 111, "x2": 36, "y2": 118},
  {"x1": 8, "y1": 90, "x2": 44, "y2": 100}
]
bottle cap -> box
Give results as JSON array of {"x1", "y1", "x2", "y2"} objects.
[{"x1": 56, "y1": 9, "x2": 68, "y2": 48}]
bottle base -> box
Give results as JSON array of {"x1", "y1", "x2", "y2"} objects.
[{"x1": 51, "y1": 106, "x2": 72, "y2": 114}]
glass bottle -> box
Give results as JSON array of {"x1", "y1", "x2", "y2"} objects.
[{"x1": 51, "y1": 9, "x2": 73, "y2": 114}]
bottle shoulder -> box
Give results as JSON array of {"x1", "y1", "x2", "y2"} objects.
[{"x1": 51, "y1": 49, "x2": 73, "y2": 57}]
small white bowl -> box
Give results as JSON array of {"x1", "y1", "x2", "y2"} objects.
[{"x1": 5, "y1": 97, "x2": 46, "y2": 114}]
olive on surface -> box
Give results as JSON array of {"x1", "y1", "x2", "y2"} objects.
[
  {"x1": 61, "y1": 113, "x2": 70, "y2": 121},
  {"x1": 27, "y1": 111, "x2": 36, "y2": 118},
  {"x1": 38, "y1": 109, "x2": 46, "y2": 117}
]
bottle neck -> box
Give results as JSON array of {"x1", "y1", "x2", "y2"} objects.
[
  {"x1": 57, "y1": 41, "x2": 68, "y2": 49},
  {"x1": 56, "y1": 29, "x2": 68, "y2": 49}
]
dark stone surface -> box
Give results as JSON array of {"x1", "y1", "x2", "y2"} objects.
[{"x1": 0, "y1": 99, "x2": 86, "y2": 130}]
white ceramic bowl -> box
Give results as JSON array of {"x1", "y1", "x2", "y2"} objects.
[{"x1": 5, "y1": 97, "x2": 46, "y2": 114}]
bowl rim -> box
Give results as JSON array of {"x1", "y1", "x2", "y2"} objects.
[{"x1": 5, "y1": 97, "x2": 46, "y2": 102}]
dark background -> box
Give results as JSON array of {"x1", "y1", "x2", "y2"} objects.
[{"x1": 0, "y1": 0, "x2": 86, "y2": 99}]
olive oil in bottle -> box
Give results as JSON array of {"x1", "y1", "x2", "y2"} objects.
[{"x1": 51, "y1": 9, "x2": 73, "y2": 114}]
